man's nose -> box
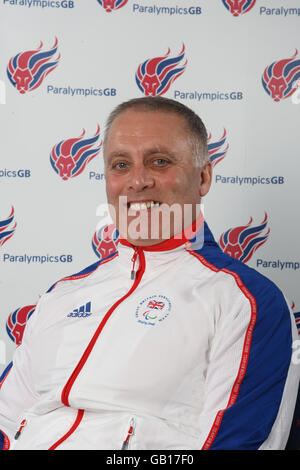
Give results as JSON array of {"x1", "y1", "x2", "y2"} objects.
[{"x1": 128, "y1": 166, "x2": 155, "y2": 191}]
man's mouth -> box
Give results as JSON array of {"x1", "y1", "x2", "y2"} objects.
[{"x1": 127, "y1": 201, "x2": 161, "y2": 211}]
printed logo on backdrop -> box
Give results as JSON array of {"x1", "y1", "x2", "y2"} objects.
[
  {"x1": 219, "y1": 213, "x2": 269, "y2": 263},
  {"x1": 136, "y1": 45, "x2": 187, "y2": 96},
  {"x1": 7, "y1": 38, "x2": 60, "y2": 94},
  {"x1": 219, "y1": 215, "x2": 300, "y2": 272},
  {"x1": 173, "y1": 56, "x2": 243, "y2": 103},
  {"x1": 3, "y1": 1, "x2": 75, "y2": 10},
  {"x1": 50, "y1": 125, "x2": 102, "y2": 180},
  {"x1": 132, "y1": 3, "x2": 202, "y2": 15},
  {"x1": 291, "y1": 303, "x2": 300, "y2": 336},
  {"x1": 222, "y1": 0, "x2": 256, "y2": 17},
  {"x1": 259, "y1": 7, "x2": 300, "y2": 18},
  {"x1": 208, "y1": 129, "x2": 229, "y2": 167},
  {"x1": 262, "y1": 49, "x2": 300, "y2": 102},
  {"x1": 6, "y1": 305, "x2": 36, "y2": 346},
  {"x1": 136, "y1": 295, "x2": 172, "y2": 326},
  {"x1": 1, "y1": 207, "x2": 73, "y2": 264},
  {"x1": 0, "y1": 206, "x2": 16, "y2": 248},
  {"x1": 92, "y1": 224, "x2": 119, "y2": 260},
  {"x1": 97, "y1": 0, "x2": 128, "y2": 12},
  {"x1": 209, "y1": 131, "x2": 285, "y2": 186},
  {"x1": 0, "y1": 169, "x2": 31, "y2": 179},
  {"x1": 207, "y1": 128, "x2": 274, "y2": 189}
]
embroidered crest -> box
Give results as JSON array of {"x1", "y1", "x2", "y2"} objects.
[{"x1": 135, "y1": 295, "x2": 171, "y2": 326}]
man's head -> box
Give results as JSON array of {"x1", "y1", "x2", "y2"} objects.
[
  {"x1": 103, "y1": 96, "x2": 212, "y2": 246},
  {"x1": 104, "y1": 96, "x2": 209, "y2": 168}
]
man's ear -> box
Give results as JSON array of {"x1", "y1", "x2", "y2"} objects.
[{"x1": 199, "y1": 161, "x2": 212, "y2": 197}]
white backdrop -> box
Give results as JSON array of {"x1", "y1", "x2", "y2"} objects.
[{"x1": 1, "y1": 0, "x2": 300, "y2": 370}]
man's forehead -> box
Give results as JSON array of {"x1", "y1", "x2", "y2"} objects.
[
  {"x1": 108, "y1": 115, "x2": 188, "y2": 150},
  {"x1": 102, "y1": 108, "x2": 198, "y2": 166},
  {"x1": 105, "y1": 109, "x2": 189, "y2": 141}
]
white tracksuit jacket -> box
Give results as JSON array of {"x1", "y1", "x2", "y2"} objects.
[{"x1": 0, "y1": 222, "x2": 299, "y2": 450}]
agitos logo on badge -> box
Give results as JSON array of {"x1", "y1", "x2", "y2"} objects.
[
  {"x1": 7, "y1": 38, "x2": 60, "y2": 94},
  {"x1": 222, "y1": 0, "x2": 256, "y2": 17},
  {"x1": 50, "y1": 126, "x2": 102, "y2": 181},
  {"x1": 136, "y1": 44, "x2": 187, "y2": 96},
  {"x1": 97, "y1": 0, "x2": 128, "y2": 13},
  {"x1": 219, "y1": 213, "x2": 270, "y2": 263},
  {"x1": 262, "y1": 49, "x2": 300, "y2": 102}
]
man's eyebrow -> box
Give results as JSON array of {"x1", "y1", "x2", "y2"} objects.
[
  {"x1": 144, "y1": 146, "x2": 178, "y2": 159},
  {"x1": 106, "y1": 148, "x2": 178, "y2": 163},
  {"x1": 105, "y1": 151, "x2": 131, "y2": 164}
]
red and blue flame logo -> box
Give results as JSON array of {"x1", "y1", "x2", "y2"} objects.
[
  {"x1": 92, "y1": 224, "x2": 119, "y2": 260},
  {"x1": 208, "y1": 129, "x2": 229, "y2": 167},
  {"x1": 0, "y1": 206, "x2": 16, "y2": 247},
  {"x1": 136, "y1": 44, "x2": 187, "y2": 96},
  {"x1": 6, "y1": 305, "x2": 36, "y2": 346},
  {"x1": 7, "y1": 38, "x2": 60, "y2": 94},
  {"x1": 97, "y1": 0, "x2": 128, "y2": 12},
  {"x1": 262, "y1": 49, "x2": 300, "y2": 102},
  {"x1": 219, "y1": 213, "x2": 270, "y2": 263},
  {"x1": 50, "y1": 125, "x2": 102, "y2": 180},
  {"x1": 291, "y1": 302, "x2": 300, "y2": 336},
  {"x1": 222, "y1": 0, "x2": 256, "y2": 17}
]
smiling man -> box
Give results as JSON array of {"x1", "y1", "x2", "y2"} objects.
[
  {"x1": 0, "y1": 97, "x2": 299, "y2": 451},
  {"x1": 103, "y1": 98, "x2": 211, "y2": 246}
]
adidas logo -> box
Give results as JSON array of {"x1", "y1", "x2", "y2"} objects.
[{"x1": 67, "y1": 301, "x2": 92, "y2": 318}]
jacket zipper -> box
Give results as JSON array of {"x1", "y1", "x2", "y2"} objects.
[
  {"x1": 121, "y1": 418, "x2": 135, "y2": 450},
  {"x1": 61, "y1": 247, "x2": 145, "y2": 407},
  {"x1": 14, "y1": 419, "x2": 27, "y2": 440},
  {"x1": 131, "y1": 247, "x2": 139, "y2": 279}
]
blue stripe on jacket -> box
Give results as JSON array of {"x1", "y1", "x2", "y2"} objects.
[
  {"x1": 195, "y1": 224, "x2": 293, "y2": 450},
  {"x1": 46, "y1": 252, "x2": 117, "y2": 293}
]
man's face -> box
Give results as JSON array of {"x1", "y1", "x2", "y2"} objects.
[{"x1": 104, "y1": 109, "x2": 212, "y2": 246}]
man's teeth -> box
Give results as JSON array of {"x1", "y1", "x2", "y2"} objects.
[{"x1": 129, "y1": 201, "x2": 160, "y2": 210}]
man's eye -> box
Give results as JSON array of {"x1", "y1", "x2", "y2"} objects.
[
  {"x1": 113, "y1": 162, "x2": 128, "y2": 169},
  {"x1": 154, "y1": 158, "x2": 169, "y2": 166}
]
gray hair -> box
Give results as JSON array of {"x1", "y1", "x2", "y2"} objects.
[{"x1": 103, "y1": 96, "x2": 209, "y2": 168}]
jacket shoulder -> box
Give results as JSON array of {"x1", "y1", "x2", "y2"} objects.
[
  {"x1": 196, "y1": 241, "x2": 288, "y2": 308},
  {"x1": 46, "y1": 252, "x2": 117, "y2": 295}
]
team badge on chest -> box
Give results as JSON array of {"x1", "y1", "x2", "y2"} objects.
[{"x1": 135, "y1": 295, "x2": 172, "y2": 326}]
